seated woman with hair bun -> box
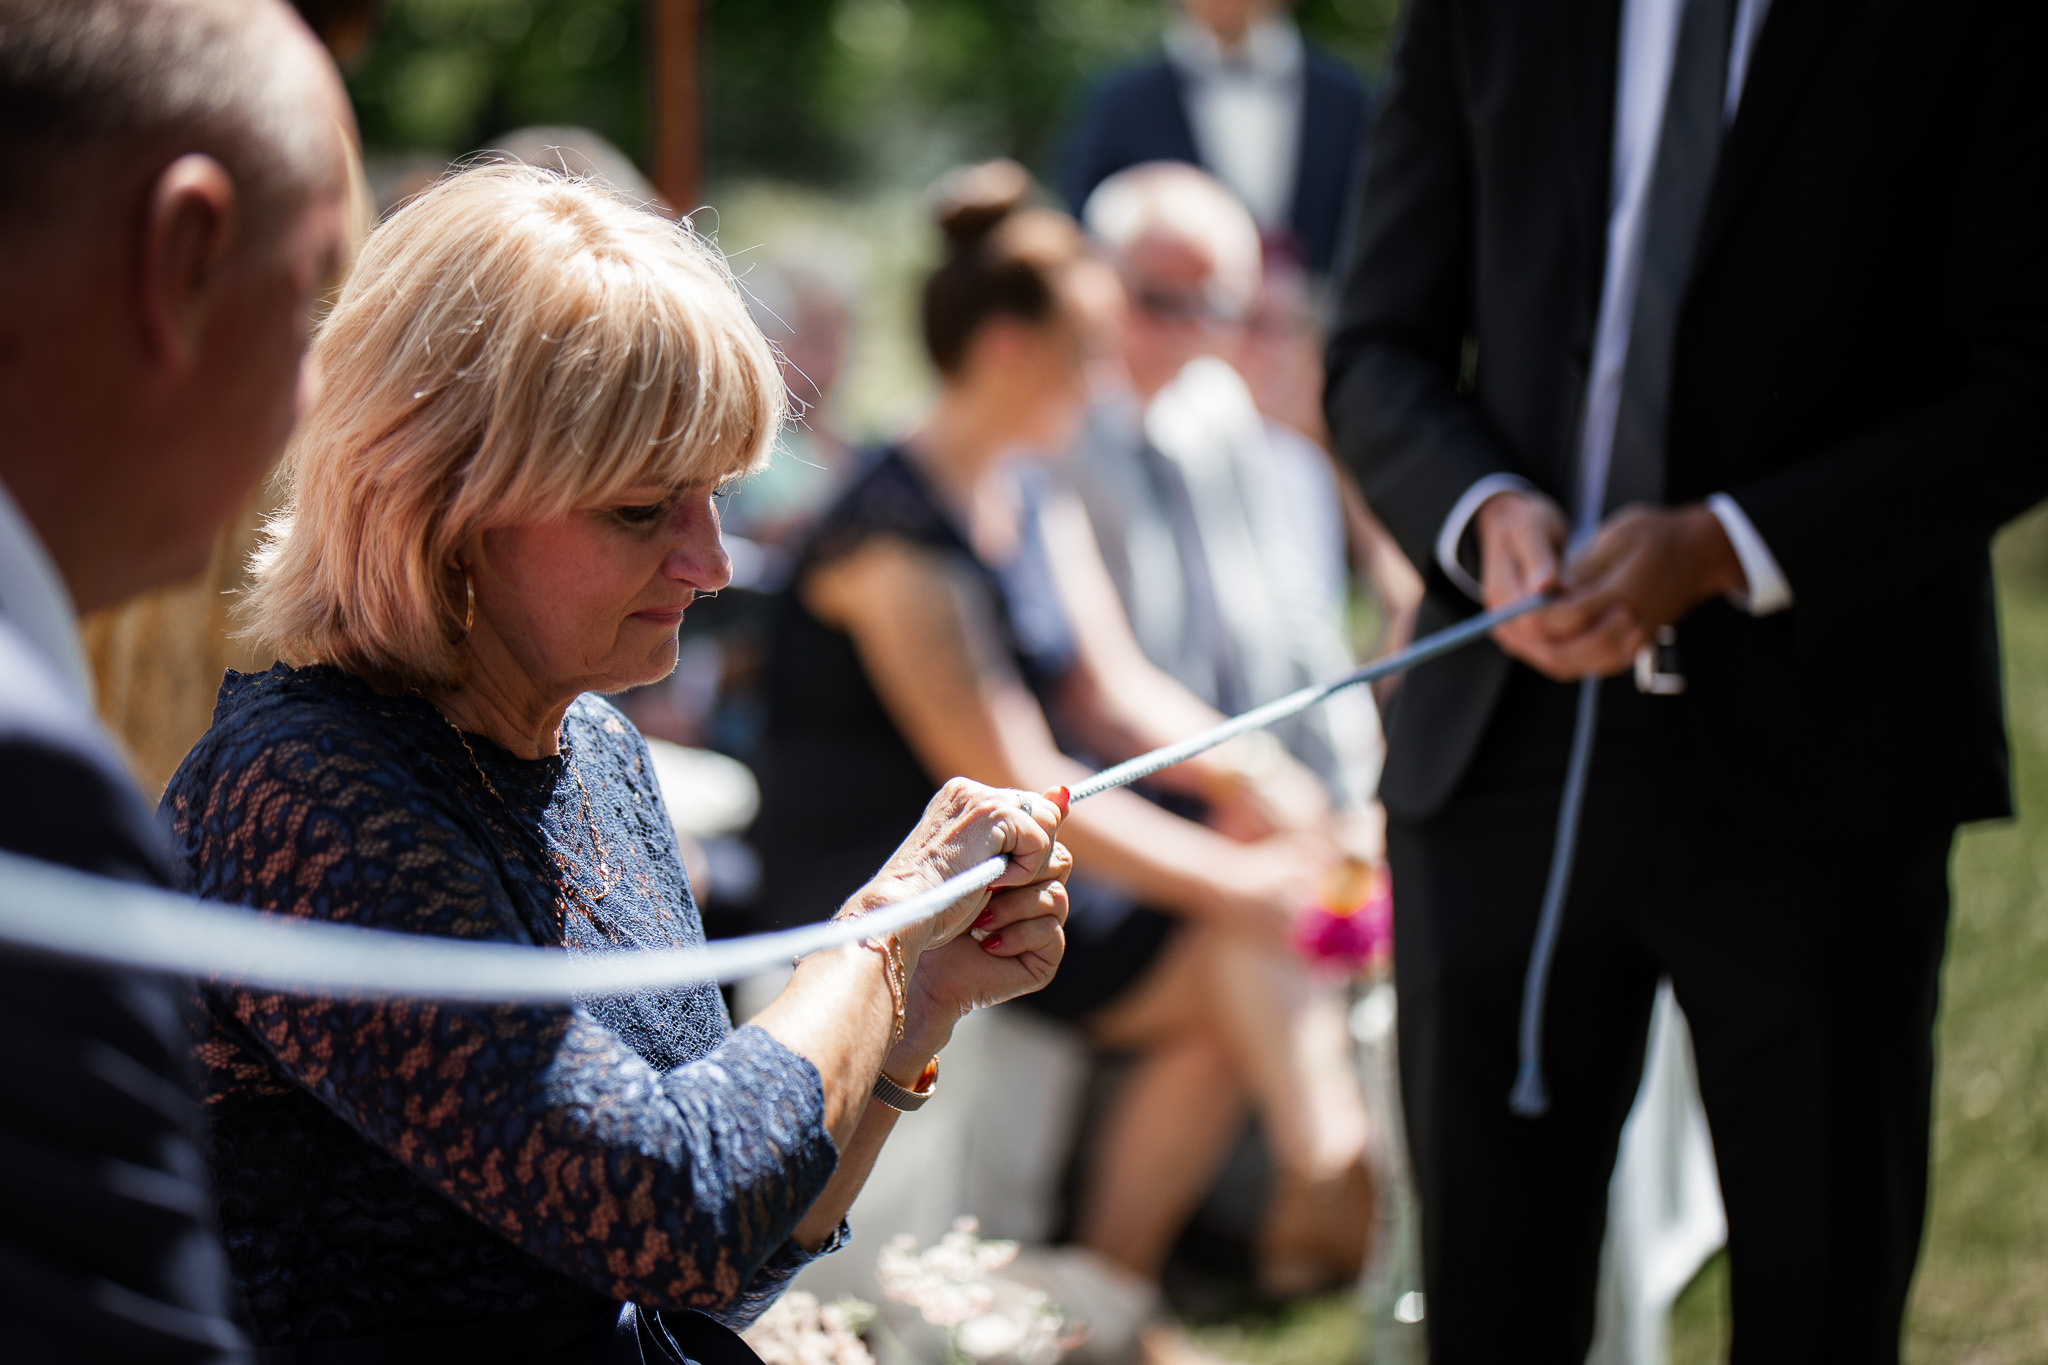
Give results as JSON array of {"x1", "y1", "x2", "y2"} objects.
[
  {"x1": 162, "y1": 162, "x2": 1071, "y2": 1363},
  {"x1": 755, "y1": 161, "x2": 1374, "y2": 1306}
]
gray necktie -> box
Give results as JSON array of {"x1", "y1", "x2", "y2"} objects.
[{"x1": 1604, "y1": 0, "x2": 1734, "y2": 513}]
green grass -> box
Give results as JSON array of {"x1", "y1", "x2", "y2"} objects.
[
  {"x1": 1668, "y1": 510, "x2": 2048, "y2": 1363},
  {"x1": 1182, "y1": 1292, "x2": 1370, "y2": 1364},
  {"x1": 1670, "y1": 1252, "x2": 1729, "y2": 1364}
]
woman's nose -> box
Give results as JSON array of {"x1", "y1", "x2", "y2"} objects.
[{"x1": 664, "y1": 498, "x2": 733, "y2": 591}]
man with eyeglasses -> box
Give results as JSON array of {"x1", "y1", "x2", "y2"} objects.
[{"x1": 1072, "y1": 161, "x2": 1383, "y2": 825}]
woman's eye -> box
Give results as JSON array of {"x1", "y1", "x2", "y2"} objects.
[{"x1": 614, "y1": 502, "x2": 668, "y2": 528}]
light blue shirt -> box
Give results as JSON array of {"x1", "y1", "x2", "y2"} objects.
[{"x1": 0, "y1": 475, "x2": 92, "y2": 702}]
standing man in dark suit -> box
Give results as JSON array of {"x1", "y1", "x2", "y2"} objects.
[
  {"x1": 0, "y1": 0, "x2": 352, "y2": 1356},
  {"x1": 1061, "y1": 0, "x2": 1371, "y2": 274},
  {"x1": 1324, "y1": 0, "x2": 2047, "y2": 1358}
]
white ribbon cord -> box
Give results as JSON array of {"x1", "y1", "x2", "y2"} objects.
[
  {"x1": 1508, "y1": 674, "x2": 1601, "y2": 1118},
  {"x1": 0, "y1": 594, "x2": 1552, "y2": 1003}
]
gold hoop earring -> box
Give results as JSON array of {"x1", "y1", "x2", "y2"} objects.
[{"x1": 462, "y1": 572, "x2": 476, "y2": 638}]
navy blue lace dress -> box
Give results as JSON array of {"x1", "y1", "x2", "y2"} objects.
[{"x1": 162, "y1": 665, "x2": 842, "y2": 1360}]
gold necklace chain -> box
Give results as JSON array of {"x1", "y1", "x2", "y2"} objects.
[{"x1": 438, "y1": 711, "x2": 617, "y2": 935}]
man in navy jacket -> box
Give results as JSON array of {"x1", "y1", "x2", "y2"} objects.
[{"x1": 1061, "y1": 0, "x2": 1371, "y2": 274}]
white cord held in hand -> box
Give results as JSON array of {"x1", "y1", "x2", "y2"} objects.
[{"x1": 0, "y1": 594, "x2": 1553, "y2": 1004}]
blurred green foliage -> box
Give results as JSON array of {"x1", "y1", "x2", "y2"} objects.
[{"x1": 345, "y1": 0, "x2": 1403, "y2": 190}]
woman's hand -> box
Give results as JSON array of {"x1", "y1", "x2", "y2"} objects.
[
  {"x1": 891, "y1": 842, "x2": 1072, "y2": 1069},
  {"x1": 1207, "y1": 832, "x2": 1336, "y2": 949},
  {"x1": 1205, "y1": 744, "x2": 1335, "y2": 843},
  {"x1": 843, "y1": 778, "x2": 1066, "y2": 961}
]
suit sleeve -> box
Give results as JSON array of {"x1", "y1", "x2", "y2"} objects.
[
  {"x1": 0, "y1": 737, "x2": 249, "y2": 1363},
  {"x1": 1723, "y1": 0, "x2": 2048, "y2": 616},
  {"x1": 1322, "y1": 0, "x2": 1518, "y2": 592}
]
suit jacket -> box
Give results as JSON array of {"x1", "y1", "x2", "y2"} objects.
[
  {"x1": 1324, "y1": 0, "x2": 2048, "y2": 836},
  {"x1": 1060, "y1": 47, "x2": 1372, "y2": 274},
  {"x1": 0, "y1": 618, "x2": 249, "y2": 1361}
]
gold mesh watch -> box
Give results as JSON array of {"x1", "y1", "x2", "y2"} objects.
[{"x1": 871, "y1": 1057, "x2": 939, "y2": 1113}]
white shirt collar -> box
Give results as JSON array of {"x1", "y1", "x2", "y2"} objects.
[
  {"x1": 0, "y1": 477, "x2": 92, "y2": 704},
  {"x1": 1166, "y1": 14, "x2": 1304, "y2": 84}
]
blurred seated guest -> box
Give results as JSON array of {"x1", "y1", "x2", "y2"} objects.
[
  {"x1": 0, "y1": 0, "x2": 352, "y2": 1356},
  {"x1": 1237, "y1": 254, "x2": 1424, "y2": 662},
  {"x1": 1077, "y1": 162, "x2": 1387, "y2": 818},
  {"x1": 1239, "y1": 253, "x2": 1330, "y2": 447},
  {"x1": 756, "y1": 161, "x2": 1373, "y2": 1301},
  {"x1": 1060, "y1": 0, "x2": 1371, "y2": 274},
  {"x1": 489, "y1": 124, "x2": 660, "y2": 207},
  {"x1": 726, "y1": 258, "x2": 859, "y2": 554},
  {"x1": 163, "y1": 163, "x2": 1072, "y2": 1361}
]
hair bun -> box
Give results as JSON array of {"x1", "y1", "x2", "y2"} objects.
[{"x1": 934, "y1": 159, "x2": 1035, "y2": 254}]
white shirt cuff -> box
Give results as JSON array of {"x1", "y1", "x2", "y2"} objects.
[
  {"x1": 1705, "y1": 492, "x2": 1793, "y2": 616},
  {"x1": 1435, "y1": 473, "x2": 1537, "y2": 602}
]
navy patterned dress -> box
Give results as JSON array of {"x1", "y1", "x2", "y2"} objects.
[{"x1": 162, "y1": 665, "x2": 841, "y2": 1358}]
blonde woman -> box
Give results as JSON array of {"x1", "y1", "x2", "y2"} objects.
[{"x1": 161, "y1": 164, "x2": 1070, "y2": 1363}]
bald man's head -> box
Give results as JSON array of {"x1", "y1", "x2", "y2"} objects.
[
  {"x1": 1084, "y1": 162, "x2": 1264, "y2": 309},
  {"x1": 0, "y1": 0, "x2": 345, "y2": 237},
  {"x1": 1083, "y1": 161, "x2": 1264, "y2": 398},
  {"x1": 0, "y1": 0, "x2": 353, "y2": 613}
]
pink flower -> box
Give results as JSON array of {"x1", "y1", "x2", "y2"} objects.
[{"x1": 1292, "y1": 860, "x2": 1392, "y2": 971}]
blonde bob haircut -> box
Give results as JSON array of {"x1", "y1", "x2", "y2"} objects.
[{"x1": 243, "y1": 161, "x2": 783, "y2": 688}]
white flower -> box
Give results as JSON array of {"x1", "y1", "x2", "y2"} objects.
[
  {"x1": 741, "y1": 1289, "x2": 877, "y2": 1365},
  {"x1": 875, "y1": 1219, "x2": 1078, "y2": 1362}
]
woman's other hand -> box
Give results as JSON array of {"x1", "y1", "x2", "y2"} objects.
[
  {"x1": 1204, "y1": 742, "x2": 1335, "y2": 843},
  {"x1": 845, "y1": 778, "x2": 1066, "y2": 960},
  {"x1": 1208, "y1": 833, "x2": 1335, "y2": 948},
  {"x1": 894, "y1": 842, "x2": 1072, "y2": 1065}
]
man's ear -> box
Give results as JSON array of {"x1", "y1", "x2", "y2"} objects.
[{"x1": 138, "y1": 153, "x2": 239, "y2": 371}]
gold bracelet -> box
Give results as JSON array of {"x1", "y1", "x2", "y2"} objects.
[{"x1": 863, "y1": 934, "x2": 905, "y2": 1048}]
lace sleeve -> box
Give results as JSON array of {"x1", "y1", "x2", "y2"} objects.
[{"x1": 170, "y1": 714, "x2": 839, "y2": 1314}]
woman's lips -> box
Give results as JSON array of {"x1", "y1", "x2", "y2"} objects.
[{"x1": 630, "y1": 604, "x2": 689, "y2": 627}]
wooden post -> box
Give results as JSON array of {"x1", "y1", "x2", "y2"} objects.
[{"x1": 648, "y1": 0, "x2": 700, "y2": 214}]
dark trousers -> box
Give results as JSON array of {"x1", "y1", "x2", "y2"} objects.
[{"x1": 1388, "y1": 671, "x2": 1953, "y2": 1364}]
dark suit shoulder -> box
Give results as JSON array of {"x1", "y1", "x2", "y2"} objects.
[
  {"x1": 0, "y1": 620, "x2": 169, "y2": 883},
  {"x1": 0, "y1": 734, "x2": 169, "y2": 885},
  {"x1": 1087, "y1": 56, "x2": 1181, "y2": 107},
  {"x1": 1060, "y1": 55, "x2": 1198, "y2": 212},
  {"x1": 1303, "y1": 46, "x2": 1370, "y2": 103}
]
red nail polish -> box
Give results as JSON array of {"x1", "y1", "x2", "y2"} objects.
[
  {"x1": 973, "y1": 909, "x2": 996, "y2": 930},
  {"x1": 1053, "y1": 786, "x2": 1071, "y2": 816},
  {"x1": 981, "y1": 934, "x2": 1003, "y2": 952}
]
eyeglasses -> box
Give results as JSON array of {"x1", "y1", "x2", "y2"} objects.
[{"x1": 1126, "y1": 282, "x2": 1248, "y2": 326}]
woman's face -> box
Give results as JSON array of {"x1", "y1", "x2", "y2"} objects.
[
  {"x1": 1001, "y1": 315, "x2": 1094, "y2": 454},
  {"x1": 971, "y1": 261, "x2": 1122, "y2": 456},
  {"x1": 465, "y1": 480, "x2": 733, "y2": 703}
]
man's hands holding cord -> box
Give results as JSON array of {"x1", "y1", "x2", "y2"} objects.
[{"x1": 1477, "y1": 489, "x2": 1745, "y2": 680}]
